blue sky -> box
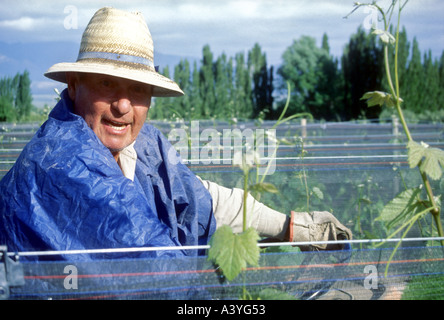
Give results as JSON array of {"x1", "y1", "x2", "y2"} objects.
[{"x1": 0, "y1": 0, "x2": 443, "y2": 108}]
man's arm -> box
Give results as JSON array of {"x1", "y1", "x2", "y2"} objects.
[
  {"x1": 197, "y1": 177, "x2": 289, "y2": 239},
  {"x1": 198, "y1": 177, "x2": 352, "y2": 251}
]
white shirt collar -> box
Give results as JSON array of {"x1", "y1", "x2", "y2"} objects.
[{"x1": 117, "y1": 141, "x2": 137, "y2": 181}]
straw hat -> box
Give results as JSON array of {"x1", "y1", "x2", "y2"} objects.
[{"x1": 44, "y1": 7, "x2": 184, "y2": 97}]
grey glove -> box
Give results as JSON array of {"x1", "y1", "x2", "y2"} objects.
[{"x1": 289, "y1": 211, "x2": 352, "y2": 251}]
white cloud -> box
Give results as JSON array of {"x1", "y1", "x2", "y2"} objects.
[
  {"x1": 32, "y1": 93, "x2": 61, "y2": 107},
  {"x1": 0, "y1": 54, "x2": 9, "y2": 63},
  {"x1": 0, "y1": 0, "x2": 442, "y2": 62},
  {"x1": 31, "y1": 80, "x2": 61, "y2": 91},
  {"x1": 0, "y1": 16, "x2": 43, "y2": 31}
]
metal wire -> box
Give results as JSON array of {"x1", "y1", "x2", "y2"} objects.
[{"x1": 7, "y1": 237, "x2": 444, "y2": 257}]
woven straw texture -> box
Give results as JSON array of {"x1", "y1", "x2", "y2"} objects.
[{"x1": 44, "y1": 7, "x2": 183, "y2": 97}]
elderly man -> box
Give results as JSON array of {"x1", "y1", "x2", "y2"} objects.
[{"x1": 0, "y1": 7, "x2": 351, "y2": 259}]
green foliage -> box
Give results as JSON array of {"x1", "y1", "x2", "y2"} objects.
[
  {"x1": 4, "y1": 22, "x2": 442, "y2": 123},
  {"x1": 407, "y1": 141, "x2": 444, "y2": 180},
  {"x1": 377, "y1": 188, "x2": 423, "y2": 229},
  {"x1": 208, "y1": 225, "x2": 260, "y2": 282},
  {"x1": 402, "y1": 274, "x2": 444, "y2": 300},
  {"x1": 277, "y1": 34, "x2": 342, "y2": 120},
  {"x1": 342, "y1": 26, "x2": 384, "y2": 120},
  {"x1": 149, "y1": 43, "x2": 273, "y2": 122},
  {"x1": 275, "y1": 18, "x2": 443, "y2": 121},
  {"x1": 249, "y1": 43, "x2": 274, "y2": 119},
  {"x1": 383, "y1": 26, "x2": 443, "y2": 116},
  {"x1": 249, "y1": 182, "x2": 279, "y2": 198},
  {"x1": 207, "y1": 94, "x2": 306, "y2": 298},
  {"x1": 376, "y1": 188, "x2": 437, "y2": 277},
  {"x1": 0, "y1": 95, "x2": 15, "y2": 122},
  {"x1": 253, "y1": 288, "x2": 297, "y2": 300},
  {"x1": 354, "y1": 1, "x2": 444, "y2": 274},
  {"x1": 16, "y1": 70, "x2": 33, "y2": 120},
  {"x1": 0, "y1": 70, "x2": 33, "y2": 122},
  {"x1": 361, "y1": 91, "x2": 402, "y2": 108},
  {"x1": 311, "y1": 186, "x2": 324, "y2": 200}
]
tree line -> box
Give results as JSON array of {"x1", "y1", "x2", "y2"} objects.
[
  {"x1": 151, "y1": 25, "x2": 444, "y2": 122},
  {"x1": 151, "y1": 43, "x2": 274, "y2": 121},
  {"x1": 0, "y1": 70, "x2": 33, "y2": 122},
  {"x1": 1, "y1": 25, "x2": 443, "y2": 123}
]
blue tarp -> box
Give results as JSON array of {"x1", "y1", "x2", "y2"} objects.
[{"x1": 0, "y1": 90, "x2": 216, "y2": 260}]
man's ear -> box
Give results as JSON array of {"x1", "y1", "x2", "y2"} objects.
[{"x1": 66, "y1": 72, "x2": 78, "y2": 101}]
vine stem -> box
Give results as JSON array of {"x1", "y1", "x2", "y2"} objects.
[
  {"x1": 243, "y1": 166, "x2": 249, "y2": 232},
  {"x1": 241, "y1": 163, "x2": 250, "y2": 300},
  {"x1": 383, "y1": 1, "x2": 444, "y2": 244}
]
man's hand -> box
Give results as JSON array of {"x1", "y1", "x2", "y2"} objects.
[{"x1": 288, "y1": 211, "x2": 352, "y2": 251}]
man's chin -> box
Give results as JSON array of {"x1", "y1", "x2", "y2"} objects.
[
  {"x1": 107, "y1": 142, "x2": 134, "y2": 158},
  {"x1": 104, "y1": 140, "x2": 128, "y2": 154},
  {"x1": 107, "y1": 146, "x2": 125, "y2": 158}
]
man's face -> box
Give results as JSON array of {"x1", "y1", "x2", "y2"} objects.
[{"x1": 67, "y1": 73, "x2": 152, "y2": 159}]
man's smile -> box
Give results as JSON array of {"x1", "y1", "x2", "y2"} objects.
[{"x1": 102, "y1": 119, "x2": 130, "y2": 133}]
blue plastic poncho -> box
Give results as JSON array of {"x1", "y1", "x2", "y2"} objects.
[{"x1": 0, "y1": 89, "x2": 216, "y2": 260}]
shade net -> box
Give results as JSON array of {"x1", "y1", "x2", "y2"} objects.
[
  {"x1": 1, "y1": 119, "x2": 444, "y2": 300},
  {"x1": 3, "y1": 244, "x2": 444, "y2": 300}
]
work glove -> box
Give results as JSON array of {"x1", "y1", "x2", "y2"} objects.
[{"x1": 289, "y1": 211, "x2": 352, "y2": 251}]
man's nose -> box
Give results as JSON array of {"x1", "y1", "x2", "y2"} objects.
[{"x1": 111, "y1": 94, "x2": 132, "y2": 115}]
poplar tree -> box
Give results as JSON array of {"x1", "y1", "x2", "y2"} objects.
[
  {"x1": 438, "y1": 52, "x2": 444, "y2": 111},
  {"x1": 151, "y1": 66, "x2": 177, "y2": 119},
  {"x1": 404, "y1": 38, "x2": 424, "y2": 113},
  {"x1": 422, "y1": 51, "x2": 440, "y2": 112},
  {"x1": 0, "y1": 75, "x2": 18, "y2": 122},
  {"x1": 317, "y1": 33, "x2": 343, "y2": 120},
  {"x1": 190, "y1": 61, "x2": 202, "y2": 119},
  {"x1": 233, "y1": 52, "x2": 253, "y2": 119},
  {"x1": 0, "y1": 95, "x2": 15, "y2": 122},
  {"x1": 200, "y1": 45, "x2": 216, "y2": 118},
  {"x1": 248, "y1": 43, "x2": 274, "y2": 119},
  {"x1": 341, "y1": 26, "x2": 383, "y2": 120},
  {"x1": 214, "y1": 53, "x2": 232, "y2": 118},
  {"x1": 174, "y1": 59, "x2": 192, "y2": 118},
  {"x1": 15, "y1": 70, "x2": 33, "y2": 121},
  {"x1": 0, "y1": 70, "x2": 33, "y2": 122}
]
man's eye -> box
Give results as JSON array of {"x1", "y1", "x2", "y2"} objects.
[
  {"x1": 98, "y1": 78, "x2": 116, "y2": 89},
  {"x1": 132, "y1": 86, "x2": 145, "y2": 94}
]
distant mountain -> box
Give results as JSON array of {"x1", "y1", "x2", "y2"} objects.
[
  {"x1": 0, "y1": 41, "x2": 77, "y2": 79},
  {"x1": 155, "y1": 51, "x2": 199, "y2": 73}
]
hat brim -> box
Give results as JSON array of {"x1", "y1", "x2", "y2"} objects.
[{"x1": 44, "y1": 61, "x2": 184, "y2": 98}]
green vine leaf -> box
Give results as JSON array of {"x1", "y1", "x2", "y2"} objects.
[
  {"x1": 249, "y1": 182, "x2": 279, "y2": 195},
  {"x1": 312, "y1": 187, "x2": 324, "y2": 200},
  {"x1": 377, "y1": 188, "x2": 422, "y2": 230},
  {"x1": 208, "y1": 225, "x2": 260, "y2": 281},
  {"x1": 254, "y1": 288, "x2": 297, "y2": 300},
  {"x1": 360, "y1": 91, "x2": 403, "y2": 108},
  {"x1": 407, "y1": 141, "x2": 444, "y2": 180}
]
